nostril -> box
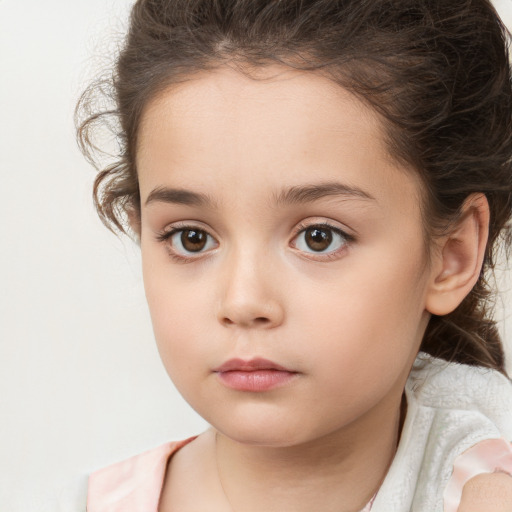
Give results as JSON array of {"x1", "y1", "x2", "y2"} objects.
[{"x1": 221, "y1": 316, "x2": 271, "y2": 327}]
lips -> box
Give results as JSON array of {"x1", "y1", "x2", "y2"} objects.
[
  {"x1": 213, "y1": 357, "x2": 293, "y2": 373},
  {"x1": 213, "y1": 358, "x2": 299, "y2": 392}
]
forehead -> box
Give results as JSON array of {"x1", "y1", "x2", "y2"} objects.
[
  {"x1": 137, "y1": 64, "x2": 387, "y2": 163},
  {"x1": 136, "y1": 64, "x2": 422, "y2": 217}
]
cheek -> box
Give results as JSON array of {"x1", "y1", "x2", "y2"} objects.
[
  {"x1": 146, "y1": 287, "x2": 213, "y2": 408},
  {"x1": 142, "y1": 257, "x2": 212, "y2": 376},
  {"x1": 293, "y1": 245, "x2": 429, "y2": 386}
]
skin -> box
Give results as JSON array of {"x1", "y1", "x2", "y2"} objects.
[
  {"x1": 132, "y1": 64, "x2": 511, "y2": 511},
  {"x1": 458, "y1": 473, "x2": 512, "y2": 512}
]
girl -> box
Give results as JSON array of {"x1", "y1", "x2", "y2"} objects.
[{"x1": 77, "y1": 0, "x2": 512, "y2": 510}]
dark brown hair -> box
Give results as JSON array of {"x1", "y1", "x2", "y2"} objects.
[{"x1": 76, "y1": 0, "x2": 512, "y2": 374}]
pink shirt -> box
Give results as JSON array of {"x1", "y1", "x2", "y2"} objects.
[{"x1": 87, "y1": 437, "x2": 197, "y2": 512}]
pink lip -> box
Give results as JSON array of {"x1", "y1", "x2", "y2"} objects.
[
  {"x1": 213, "y1": 358, "x2": 292, "y2": 372},
  {"x1": 213, "y1": 358, "x2": 299, "y2": 392}
]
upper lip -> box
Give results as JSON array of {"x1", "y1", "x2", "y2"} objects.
[{"x1": 213, "y1": 358, "x2": 294, "y2": 372}]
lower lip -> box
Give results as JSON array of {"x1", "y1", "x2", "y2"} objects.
[{"x1": 216, "y1": 370, "x2": 298, "y2": 392}]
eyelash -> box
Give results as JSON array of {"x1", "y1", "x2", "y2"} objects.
[{"x1": 155, "y1": 221, "x2": 355, "y2": 264}]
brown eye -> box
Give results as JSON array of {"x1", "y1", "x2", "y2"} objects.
[
  {"x1": 157, "y1": 225, "x2": 218, "y2": 260},
  {"x1": 181, "y1": 229, "x2": 208, "y2": 252},
  {"x1": 292, "y1": 223, "x2": 350, "y2": 257},
  {"x1": 304, "y1": 227, "x2": 333, "y2": 252}
]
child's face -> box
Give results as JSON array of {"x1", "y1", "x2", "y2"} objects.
[{"x1": 136, "y1": 65, "x2": 435, "y2": 446}]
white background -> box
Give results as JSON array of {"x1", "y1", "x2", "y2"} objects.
[{"x1": 1, "y1": 1, "x2": 511, "y2": 510}]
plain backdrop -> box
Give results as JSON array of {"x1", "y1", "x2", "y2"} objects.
[{"x1": 1, "y1": 1, "x2": 512, "y2": 510}]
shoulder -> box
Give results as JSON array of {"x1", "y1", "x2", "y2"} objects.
[
  {"x1": 87, "y1": 436, "x2": 198, "y2": 512},
  {"x1": 458, "y1": 472, "x2": 512, "y2": 512},
  {"x1": 408, "y1": 353, "x2": 512, "y2": 405},
  {"x1": 407, "y1": 353, "x2": 512, "y2": 427},
  {"x1": 443, "y1": 438, "x2": 512, "y2": 512}
]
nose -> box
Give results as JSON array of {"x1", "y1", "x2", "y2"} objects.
[{"x1": 216, "y1": 247, "x2": 285, "y2": 329}]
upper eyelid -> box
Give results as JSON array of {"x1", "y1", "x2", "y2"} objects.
[
  {"x1": 293, "y1": 221, "x2": 349, "y2": 236},
  {"x1": 158, "y1": 220, "x2": 349, "y2": 240},
  {"x1": 158, "y1": 221, "x2": 215, "y2": 239}
]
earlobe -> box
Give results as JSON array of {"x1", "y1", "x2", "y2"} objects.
[{"x1": 425, "y1": 194, "x2": 489, "y2": 316}]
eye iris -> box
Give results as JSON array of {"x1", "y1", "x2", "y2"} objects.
[
  {"x1": 181, "y1": 230, "x2": 207, "y2": 252},
  {"x1": 305, "y1": 227, "x2": 333, "y2": 251}
]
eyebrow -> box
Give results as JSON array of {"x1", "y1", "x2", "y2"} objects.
[
  {"x1": 272, "y1": 181, "x2": 375, "y2": 207},
  {"x1": 144, "y1": 181, "x2": 376, "y2": 208},
  {"x1": 145, "y1": 186, "x2": 218, "y2": 208}
]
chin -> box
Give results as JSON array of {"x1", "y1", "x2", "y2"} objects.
[
  {"x1": 209, "y1": 411, "x2": 339, "y2": 449},
  {"x1": 203, "y1": 409, "x2": 301, "y2": 447},
  {"x1": 218, "y1": 426, "x2": 305, "y2": 447}
]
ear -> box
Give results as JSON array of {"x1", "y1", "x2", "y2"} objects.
[{"x1": 425, "y1": 193, "x2": 490, "y2": 316}]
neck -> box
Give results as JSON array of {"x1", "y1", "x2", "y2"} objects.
[{"x1": 214, "y1": 392, "x2": 405, "y2": 512}]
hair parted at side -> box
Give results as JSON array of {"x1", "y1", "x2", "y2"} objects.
[{"x1": 76, "y1": 0, "x2": 512, "y2": 374}]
